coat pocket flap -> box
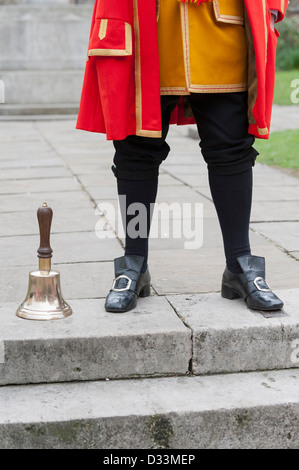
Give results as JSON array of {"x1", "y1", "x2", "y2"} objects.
[
  {"x1": 213, "y1": 0, "x2": 244, "y2": 25},
  {"x1": 88, "y1": 18, "x2": 132, "y2": 57}
]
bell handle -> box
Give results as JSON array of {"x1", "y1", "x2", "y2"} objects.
[{"x1": 37, "y1": 202, "x2": 53, "y2": 260}]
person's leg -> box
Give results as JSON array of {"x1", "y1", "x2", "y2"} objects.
[
  {"x1": 208, "y1": 168, "x2": 252, "y2": 274},
  {"x1": 105, "y1": 95, "x2": 180, "y2": 312},
  {"x1": 188, "y1": 92, "x2": 283, "y2": 310},
  {"x1": 116, "y1": 177, "x2": 158, "y2": 274},
  {"x1": 112, "y1": 95, "x2": 180, "y2": 273},
  {"x1": 188, "y1": 92, "x2": 257, "y2": 274}
]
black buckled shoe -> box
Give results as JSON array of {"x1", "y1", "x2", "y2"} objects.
[
  {"x1": 105, "y1": 255, "x2": 151, "y2": 313},
  {"x1": 221, "y1": 255, "x2": 283, "y2": 311}
]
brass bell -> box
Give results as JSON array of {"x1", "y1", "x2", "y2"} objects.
[{"x1": 16, "y1": 203, "x2": 72, "y2": 321}]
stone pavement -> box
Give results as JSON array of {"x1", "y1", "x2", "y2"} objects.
[
  {"x1": 1, "y1": 109, "x2": 299, "y2": 448},
  {"x1": 1, "y1": 109, "x2": 299, "y2": 298}
]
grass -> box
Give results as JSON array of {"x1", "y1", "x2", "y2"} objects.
[
  {"x1": 252, "y1": 70, "x2": 299, "y2": 174},
  {"x1": 254, "y1": 130, "x2": 299, "y2": 173},
  {"x1": 274, "y1": 69, "x2": 299, "y2": 105}
]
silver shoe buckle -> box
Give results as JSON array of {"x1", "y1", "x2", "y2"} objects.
[
  {"x1": 111, "y1": 275, "x2": 132, "y2": 292},
  {"x1": 253, "y1": 276, "x2": 271, "y2": 292}
]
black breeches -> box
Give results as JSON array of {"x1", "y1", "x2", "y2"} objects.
[{"x1": 112, "y1": 92, "x2": 258, "y2": 180}]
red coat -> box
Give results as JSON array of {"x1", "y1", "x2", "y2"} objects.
[{"x1": 76, "y1": 0, "x2": 288, "y2": 141}]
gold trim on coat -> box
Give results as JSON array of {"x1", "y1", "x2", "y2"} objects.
[
  {"x1": 180, "y1": 2, "x2": 191, "y2": 90},
  {"x1": 189, "y1": 83, "x2": 248, "y2": 92},
  {"x1": 161, "y1": 86, "x2": 189, "y2": 95},
  {"x1": 213, "y1": 0, "x2": 244, "y2": 25},
  {"x1": 156, "y1": 0, "x2": 161, "y2": 21},
  {"x1": 137, "y1": 129, "x2": 163, "y2": 137},
  {"x1": 133, "y1": 0, "x2": 162, "y2": 138},
  {"x1": 99, "y1": 19, "x2": 108, "y2": 40},
  {"x1": 88, "y1": 21, "x2": 132, "y2": 56},
  {"x1": 133, "y1": 0, "x2": 142, "y2": 135},
  {"x1": 244, "y1": 6, "x2": 257, "y2": 126},
  {"x1": 257, "y1": 127, "x2": 269, "y2": 136}
]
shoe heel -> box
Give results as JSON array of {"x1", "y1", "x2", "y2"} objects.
[
  {"x1": 139, "y1": 284, "x2": 151, "y2": 298},
  {"x1": 221, "y1": 284, "x2": 241, "y2": 300}
]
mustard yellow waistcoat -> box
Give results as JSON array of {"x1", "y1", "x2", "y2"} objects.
[{"x1": 157, "y1": 0, "x2": 248, "y2": 94}]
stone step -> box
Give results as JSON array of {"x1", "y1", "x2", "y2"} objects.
[
  {"x1": 0, "y1": 296, "x2": 192, "y2": 385},
  {"x1": 1, "y1": 368, "x2": 299, "y2": 448},
  {"x1": 169, "y1": 288, "x2": 299, "y2": 376},
  {"x1": 0, "y1": 70, "x2": 84, "y2": 108},
  {"x1": 1, "y1": 289, "x2": 299, "y2": 386},
  {"x1": 0, "y1": 103, "x2": 79, "y2": 117}
]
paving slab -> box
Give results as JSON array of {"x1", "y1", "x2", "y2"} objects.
[
  {"x1": 0, "y1": 177, "x2": 81, "y2": 195},
  {"x1": 44, "y1": 142, "x2": 111, "y2": 158},
  {"x1": 196, "y1": 184, "x2": 299, "y2": 202},
  {"x1": 251, "y1": 184, "x2": 299, "y2": 202},
  {"x1": 162, "y1": 161, "x2": 299, "y2": 189},
  {"x1": 0, "y1": 230, "x2": 122, "y2": 268},
  {"x1": 192, "y1": 164, "x2": 299, "y2": 188},
  {"x1": 252, "y1": 165, "x2": 299, "y2": 186},
  {"x1": 251, "y1": 201, "x2": 299, "y2": 222},
  {"x1": 0, "y1": 190, "x2": 93, "y2": 213},
  {"x1": 163, "y1": 153, "x2": 203, "y2": 165},
  {"x1": 162, "y1": 163, "x2": 208, "y2": 175},
  {"x1": 156, "y1": 184, "x2": 206, "y2": 201},
  {"x1": 0, "y1": 122, "x2": 41, "y2": 140},
  {"x1": 0, "y1": 142, "x2": 53, "y2": 159},
  {"x1": 163, "y1": 171, "x2": 210, "y2": 188},
  {"x1": 85, "y1": 186, "x2": 119, "y2": 201},
  {"x1": 64, "y1": 163, "x2": 114, "y2": 175},
  {"x1": 251, "y1": 221, "x2": 299, "y2": 252},
  {"x1": 148, "y1": 216, "x2": 299, "y2": 294},
  {"x1": 1, "y1": 369, "x2": 299, "y2": 448},
  {"x1": 0, "y1": 166, "x2": 70, "y2": 181},
  {"x1": 36, "y1": 121, "x2": 106, "y2": 144},
  {"x1": 0, "y1": 156, "x2": 62, "y2": 169},
  {"x1": 167, "y1": 289, "x2": 299, "y2": 375},
  {"x1": 0, "y1": 207, "x2": 108, "y2": 236},
  {"x1": 80, "y1": 172, "x2": 184, "y2": 190},
  {"x1": 0, "y1": 295, "x2": 191, "y2": 385},
  {"x1": 90, "y1": 183, "x2": 209, "y2": 205},
  {"x1": 149, "y1": 246, "x2": 299, "y2": 295}
]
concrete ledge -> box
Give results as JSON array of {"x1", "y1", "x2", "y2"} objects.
[
  {"x1": 1, "y1": 369, "x2": 299, "y2": 448},
  {"x1": 0, "y1": 296, "x2": 191, "y2": 385},
  {"x1": 0, "y1": 71, "x2": 84, "y2": 107},
  {"x1": 167, "y1": 289, "x2": 299, "y2": 375},
  {"x1": 0, "y1": 104, "x2": 79, "y2": 116}
]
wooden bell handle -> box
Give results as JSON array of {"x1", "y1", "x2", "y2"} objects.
[{"x1": 37, "y1": 202, "x2": 53, "y2": 260}]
